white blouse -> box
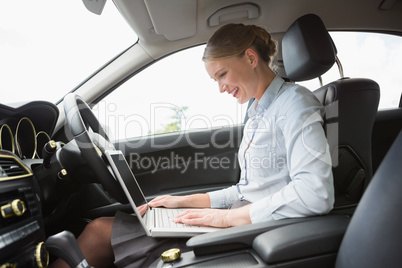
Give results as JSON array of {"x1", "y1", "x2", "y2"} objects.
[{"x1": 208, "y1": 75, "x2": 335, "y2": 223}]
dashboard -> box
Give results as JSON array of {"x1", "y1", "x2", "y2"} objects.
[
  {"x1": 0, "y1": 101, "x2": 59, "y2": 160},
  {"x1": 0, "y1": 101, "x2": 59, "y2": 267}
]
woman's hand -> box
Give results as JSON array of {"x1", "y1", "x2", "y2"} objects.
[
  {"x1": 148, "y1": 195, "x2": 183, "y2": 208},
  {"x1": 137, "y1": 204, "x2": 148, "y2": 216},
  {"x1": 148, "y1": 193, "x2": 211, "y2": 209},
  {"x1": 173, "y1": 205, "x2": 252, "y2": 228}
]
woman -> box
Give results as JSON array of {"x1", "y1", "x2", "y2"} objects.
[{"x1": 51, "y1": 23, "x2": 334, "y2": 268}]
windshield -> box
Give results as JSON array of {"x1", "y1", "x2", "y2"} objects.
[{"x1": 0, "y1": 0, "x2": 136, "y2": 105}]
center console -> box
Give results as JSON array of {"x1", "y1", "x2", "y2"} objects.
[{"x1": 0, "y1": 151, "x2": 48, "y2": 268}]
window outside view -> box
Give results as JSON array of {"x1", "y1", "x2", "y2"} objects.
[
  {"x1": 0, "y1": 1, "x2": 135, "y2": 104},
  {"x1": 96, "y1": 32, "x2": 402, "y2": 141},
  {"x1": 300, "y1": 32, "x2": 402, "y2": 109},
  {"x1": 92, "y1": 45, "x2": 249, "y2": 141}
]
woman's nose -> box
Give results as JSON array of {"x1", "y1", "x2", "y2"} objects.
[{"x1": 219, "y1": 84, "x2": 226, "y2": 93}]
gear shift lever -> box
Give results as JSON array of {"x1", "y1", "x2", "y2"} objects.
[{"x1": 45, "y1": 230, "x2": 93, "y2": 268}]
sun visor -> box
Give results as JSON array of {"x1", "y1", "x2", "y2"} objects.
[{"x1": 144, "y1": 0, "x2": 197, "y2": 41}]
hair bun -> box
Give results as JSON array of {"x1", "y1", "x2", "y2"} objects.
[
  {"x1": 250, "y1": 25, "x2": 277, "y2": 58},
  {"x1": 203, "y1": 23, "x2": 277, "y2": 68}
]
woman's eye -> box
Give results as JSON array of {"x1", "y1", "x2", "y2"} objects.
[{"x1": 219, "y1": 72, "x2": 227, "y2": 78}]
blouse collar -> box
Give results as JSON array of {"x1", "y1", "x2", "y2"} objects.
[{"x1": 247, "y1": 75, "x2": 286, "y2": 118}]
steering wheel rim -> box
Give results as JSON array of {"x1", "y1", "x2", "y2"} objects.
[{"x1": 63, "y1": 93, "x2": 127, "y2": 203}]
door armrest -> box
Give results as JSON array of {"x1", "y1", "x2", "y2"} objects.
[
  {"x1": 253, "y1": 216, "x2": 350, "y2": 263},
  {"x1": 187, "y1": 214, "x2": 349, "y2": 256}
]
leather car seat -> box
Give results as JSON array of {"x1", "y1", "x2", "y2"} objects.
[
  {"x1": 250, "y1": 131, "x2": 402, "y2": 268},
  {"x1": 335, "y1": 130, "x2": 402, "y2": 267},
  {"x1": 281, "y1": 14, "x2": 380, "y2": 210}
]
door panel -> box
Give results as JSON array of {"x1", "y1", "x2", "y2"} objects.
[{"x1": 114, "y1": 125, "x2": 243, "y2": 198}]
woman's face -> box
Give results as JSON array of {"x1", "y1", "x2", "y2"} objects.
[{"x1": 205, "y1": 51, "x2": 259, "y2": 104}]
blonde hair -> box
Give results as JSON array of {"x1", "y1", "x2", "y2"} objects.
[{"x1": 203, "y1": 23, "x2": 277, "y2": 67}]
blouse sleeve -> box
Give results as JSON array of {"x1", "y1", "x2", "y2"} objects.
[{"x1": 207, "y1": 185, "x2": 239, "y2": 209}]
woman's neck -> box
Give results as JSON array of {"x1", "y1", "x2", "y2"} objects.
[{"x1": 254, "y1": 66, "x2": 276, "y2": 100}]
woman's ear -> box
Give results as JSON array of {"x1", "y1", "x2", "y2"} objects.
[{"x1": 244, "y1": 48, "x2": 259, "y2": 68}]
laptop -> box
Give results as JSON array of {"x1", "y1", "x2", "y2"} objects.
[{"x1": 104, "y1": 150, "x2": 222, "y2": 237}]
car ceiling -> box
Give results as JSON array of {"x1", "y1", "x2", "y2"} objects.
[{"x1": 113, "y1": 0, "x2": 402, "y2": 59}]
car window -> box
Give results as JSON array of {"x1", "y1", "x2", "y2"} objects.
[
  {"x1": 0, "y1": 1, "x2": 135, "y2": 104},
  {"x1": 93, "y1": 45, "x2": 248, "y2": 141},
  {"x1": 299, "y1": 32, "x2": 402, "y2": 109}
]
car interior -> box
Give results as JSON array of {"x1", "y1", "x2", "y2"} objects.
[{"x1": 0, "y1": 0, "x2": 401, "y2": 267}]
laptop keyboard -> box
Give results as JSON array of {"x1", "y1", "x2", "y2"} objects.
[{"x1": 156, "y1": 208, "x2": 199, "y2": 228}]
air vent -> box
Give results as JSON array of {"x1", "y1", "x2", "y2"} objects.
[{"x1": 0, "y1": 154, "x2": 32, "y2": 180}]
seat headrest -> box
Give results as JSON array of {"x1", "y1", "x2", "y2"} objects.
[{"x1": 282, "y1": 14, "x2": 337, "y2": 81}]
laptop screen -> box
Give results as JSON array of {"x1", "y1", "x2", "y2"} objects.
[
  {"x1": 105, "y1": 150, "x2": 221, "y2": 237},
  {"x1": 107, "y1": 151, "x2": 148, "y2": 209}
]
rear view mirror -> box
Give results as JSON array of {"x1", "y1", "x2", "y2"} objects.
[{"x1": 82, "y1": 0, "x2": 106, "y2": 15}]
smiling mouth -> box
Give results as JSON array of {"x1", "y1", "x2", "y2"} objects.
[{"x1": 229, "y1": 87, "x2": 239, "y2": 97}]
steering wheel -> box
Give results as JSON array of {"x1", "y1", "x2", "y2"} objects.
[{"x1": 63, "y1": 93, "x2": 127, "y2": 203}]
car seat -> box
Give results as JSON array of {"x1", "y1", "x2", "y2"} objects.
[
  {"x1": 334, "y1": 130, "x2": 402, "y2": 267},
  {"x1": 250, "y1": 131, "x2": 402, "y2": 268},
  {"x1": 282, "y1": 14, "x2": 380, "y2": 211}
]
